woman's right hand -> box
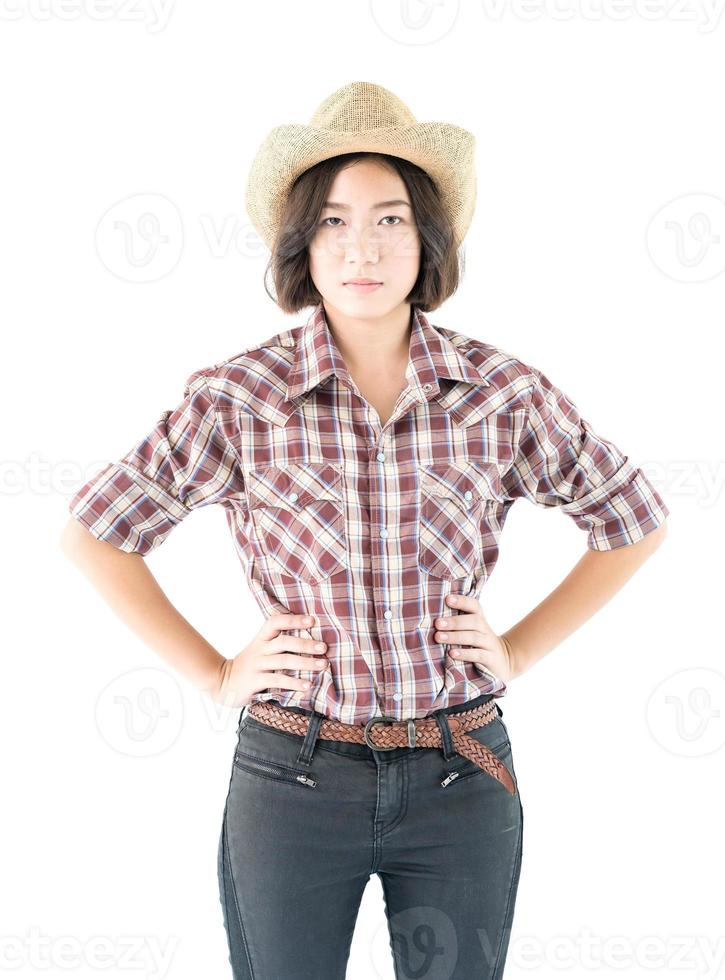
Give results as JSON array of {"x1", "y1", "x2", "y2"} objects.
[{"x1": 211, "y1": 610, "x2": 329, "y2": 709}]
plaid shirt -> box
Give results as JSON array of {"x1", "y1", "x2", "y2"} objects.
[{"x1": 68, "y1": 303, "x2": 669, "y2": 724}]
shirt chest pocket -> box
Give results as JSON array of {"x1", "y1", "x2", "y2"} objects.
[
  {"x1": 418, "y1": 460, "x2": 503, "y2": 579},
  {"x1": 247, "y1": 462, "x2": 347, "y2": 586}
]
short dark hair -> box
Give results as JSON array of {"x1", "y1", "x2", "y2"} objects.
[{"x1": 264, "y1": 151, "x2": 465, "y2": 315}]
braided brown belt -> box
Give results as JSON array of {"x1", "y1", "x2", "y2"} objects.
[{"x1": 247, "y1": 699, "x2": 517, "y2": 796}]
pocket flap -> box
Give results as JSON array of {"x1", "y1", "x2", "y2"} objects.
[
  {"x1": 421, "y1": 460, "x2": 503, "y2": 505},
  {"x1": 248, "y1": 462, "x2": 342, "y2": 511}
]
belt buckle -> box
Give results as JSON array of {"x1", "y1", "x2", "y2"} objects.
[{"x1": 364, "y1": 715, "x2": 417, "y2": 750}]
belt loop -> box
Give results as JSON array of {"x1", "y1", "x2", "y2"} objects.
[
  {"x1": 433, "y1": 710, "x2": 458, "y2": 762},
  {"x1": 295, "y1": 710, "x2": 324, "y2": 767}
]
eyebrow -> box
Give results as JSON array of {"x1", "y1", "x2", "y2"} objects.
[{"x1": 321, "y1": 199, "x2": 412, "y2": 210}]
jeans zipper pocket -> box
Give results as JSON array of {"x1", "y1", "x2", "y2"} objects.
[
  {"x1": 233, "y1": 751, "x2": 318, "y2": 788},
  {"x1": 440, "y1": 740, "x2": 511, "y2": 788}
]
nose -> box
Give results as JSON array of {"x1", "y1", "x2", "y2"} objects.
[{"x1": 341, "y1": 226, "x2": 380, "y2": 265}]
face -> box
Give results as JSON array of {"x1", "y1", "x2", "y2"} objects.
[{"x1": 307, "y1": 158, "x2": 421, "y2": 318}]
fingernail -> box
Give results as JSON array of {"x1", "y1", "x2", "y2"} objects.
[
  {"x1": 439, "y1": 619, "x2": 448, "y2": 627},
  {"x1": 315, "y1": 642, "x2": 326, "y2": 652},
  {"x1": 304, "y1": 616, "x2": 314, "y2": 624}
]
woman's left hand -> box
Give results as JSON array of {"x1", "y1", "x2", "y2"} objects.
[{"x1": 434, "y1": 593, "x2": 517, "y2": 683}]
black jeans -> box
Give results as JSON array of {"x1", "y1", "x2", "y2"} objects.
[{"x1": 217, "y1": 692, "x2": 523, "y2": 979}]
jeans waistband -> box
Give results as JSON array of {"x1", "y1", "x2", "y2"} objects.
[
  {"x1": 241, "y1": 692, "x2": 504, "y2": 768},
  {"x1": 243, "y1": 691, "x2": 499, "y2": 726}
]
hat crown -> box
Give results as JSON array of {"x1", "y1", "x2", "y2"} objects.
[{"x1": 309, "y1": 80, "x2": 417, "y2": 132}]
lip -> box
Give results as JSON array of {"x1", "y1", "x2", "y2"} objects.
[{"x1": 344, "y1": 281, "x2": 383, "y2": 293}]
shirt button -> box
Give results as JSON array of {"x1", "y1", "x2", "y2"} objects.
[
  {"x1": 288, "y1": 492, "x2": 299, "y2": 503},
  {"x1": 376, "y1": 452, "x2": 385, "y2": 462},
  {"x1": 392, "y1": 692, "x2": 403, "y2": 702},
  {"x1": 379, "y1": 528, "x2": 389, "y2": 539},
  {"x1": 423, "y1": 383, "x2": 433, "y2": 391},
  {"x1": 383, "y1": 609, "x2": 393, "y2": 620},
  {"x1": 463, "y1": 490, "x2": 473, "y2": 501}
]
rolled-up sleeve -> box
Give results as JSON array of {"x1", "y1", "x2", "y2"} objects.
[
  {"x1": 67, "y1": 372, "x2": 244, "y2": 555},
  {"x1": 501, "y1": 366, "x2": 669, "y2": 550}
]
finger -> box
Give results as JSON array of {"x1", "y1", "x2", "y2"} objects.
[
  {"x1": 261, "y1": 653, "x2": 329, "y2": 672},
  {"x1": 444, "y1": 593, "x2": 479, "y2": 613},
  {"x1": 264, "y1": 634, "x2": 327, "y2": 656},
  {"x1": 447, "y1": 645, "x2": 488, "y2": 662},
  {"x1": 258, "y1": 672, "x2": 316, "y2": 692},
  {"x1": 435, "y1": 628, "x2": 491, "y2": 647},
  {"x1": 258, "y1": 611, "x2": 316, "y2": 641},
  {"x1": 444, "y1": 593, "x2": 488, "y2": 628},
  {"x1": 435, "y1": 613, "x2": 479, "y2": 630}
]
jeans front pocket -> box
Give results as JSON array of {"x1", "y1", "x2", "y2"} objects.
[
  {"x1": 248, "y1": 461, "x2": 347, "y2": 585},
  {"x1": 233, "y1": 748, "x2": 318, "y2": 788},
  {"x1": 439, "y1": 715, "x2": 513, "y2": 789},
  {"x1": 233, "y1": 714, "x2": 322, "y2": 790}
]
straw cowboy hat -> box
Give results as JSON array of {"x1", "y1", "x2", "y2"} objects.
[{"x1": 245, "y1": 80, "x2": 477, "y2": 251}]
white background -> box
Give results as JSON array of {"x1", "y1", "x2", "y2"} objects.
[{"x1": 1, "y1": 1, "x2": 723, "y2": 977}]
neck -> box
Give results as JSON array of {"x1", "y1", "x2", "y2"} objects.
[{"x1": 321, "y1": 301, "x2": 413, "y2": 373}]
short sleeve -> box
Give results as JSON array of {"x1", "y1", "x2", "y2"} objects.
[
  {"x1": 67, "y1": 372, "x2": 244, "y2": 555},
  {"x1": 501, "y1": 366, "x2": 669, "y2": 550}
]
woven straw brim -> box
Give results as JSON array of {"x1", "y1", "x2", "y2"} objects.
[{"x1": 245, "y1": 122, "x2": 476, "y2": 251}]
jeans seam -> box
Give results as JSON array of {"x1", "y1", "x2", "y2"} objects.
[
  {"x1": 370, "y1": 762, "x2": 382, "y2": 874},
  {"x1": 222, "y1": 807, "x2": 256, "y2": 979},
  {"x1": 491, "y1": 797, "x2": 523, "y2": 978},
  {"x1": 379, "y1": 872, "x2": 401, "y2": 980}
]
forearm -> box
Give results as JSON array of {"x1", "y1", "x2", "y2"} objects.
[
  {"x1": 60, "y1": 519, "x2": 227, "y2": 693},
  {"x1": 502, "y1": 523, "x2": 667, "y2": 679}
]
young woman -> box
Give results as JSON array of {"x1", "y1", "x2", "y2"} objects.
[{"x1": 61, "y1": 81, "x2": 669, "y2": 980}]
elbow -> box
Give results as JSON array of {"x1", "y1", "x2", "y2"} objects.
[
  {"x1": 59, "y1": 517, "x2": 90, "y2": 565},
  {"x1": 59, "y1": 517, "x2": 79, "y2": 557},
  {"x1": 631, "y1": 518, "x2": 668, "y2": 559},
  {"x1": 646, "y1": 519, "x2": 668, "y2": 547},
  {"x1": 59, "y1": 517, "x2": 106, "y2": 564}
]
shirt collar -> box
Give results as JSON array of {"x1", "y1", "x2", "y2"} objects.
[{"x1": 286, "y1": 302, "x2": 488, "y2": 403}]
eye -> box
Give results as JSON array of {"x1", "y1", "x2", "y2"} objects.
[
  {"x1": 320, "y1": 216, "x2": 343, "y2": 227},
  {"x1": 381, "y1": 215, "x2": 403, "y2": 226}
]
